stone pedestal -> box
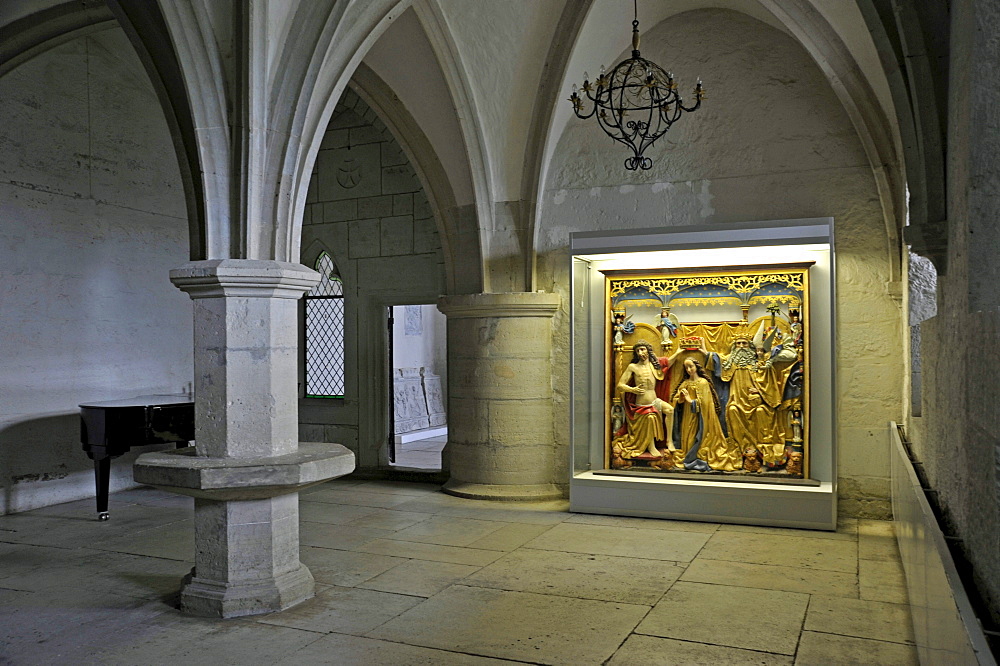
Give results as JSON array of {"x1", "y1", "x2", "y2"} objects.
[
  {"x1": 437, "y1": 292, "x2": 561, "y2": 500},
  {"x1": 135, "y1": 260, "x2": 356, "y2": 618}
]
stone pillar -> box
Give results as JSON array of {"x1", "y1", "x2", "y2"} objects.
[
  {"x1": 437, "y1": 292, "x2": 561, "y2": 500},
  {"x1": 134, "y1": 260, "x2": 354, "y2": 617}
]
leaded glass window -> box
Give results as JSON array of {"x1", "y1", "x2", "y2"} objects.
[{"x1": 305, "y1": 253, "x2": 345, "y2": 397}]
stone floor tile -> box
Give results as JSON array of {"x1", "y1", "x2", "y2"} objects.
[
  {"x1": 257, "y1": 584, "x2": 424, "y2": 635},
  {"x1": 352, "y1": 480, "x2": 443, "y2": 496},
  {"x1": 369, "y1": 584, "x2": 649, "y2": 665},
  {"x1": 386, "y1": 491, "x2": 479, "y2": 507},
  {"x1": 794, "y1": 631, "x2": 919, "y2": 665},
  {"x1": 33, "y1": 496, "x2": 193, "y2": 524},
  {"x1": 92, "y1": 519, "x2": 195, "y2": 561},
  {"x1": 608, "y1": 634, "x2": 794, "y2": 665},
  {"x1": 92, "y1": 613, "x2": 322, "y2": 666},
  {"x1": 409, "y1": 442, "x2": 447, "y2": 452},
  {"x1": 859, "y1": 525, "x2": 901, "y2": 562},
  {"x1": 300, "y1": 546, "x2": 407, "y2": 587},
  {"x1": 393, "y1": 453, "x2": 441, "y2": 468},
  {"x1": 299, "y1": 500, "x2": 381, "y2": 524},
  {"x1": 464, "y1": 548, "x2": 682, "y2": 604},
  {"x1": 681, "y1": 558, "x2": 859, "y2": 598},
  {"x1": 857, "y1": 519, "x2": 896, "y2": 538},
  {"x1": 393, "y1": 495, "x2": 571, "y2": 523},
  {"x1": 636, "y1": 581, "x2": 809, "y2": 655},
  {"x1": 304, "y1": 488, "x2": 418, "y2": 508},
  {"x1": 465, "y1": 522, "x2": 554, "y2": 551},
  {"x1": 0, "y1": 587, "x2": 175, "y2": 663},
  {"x1": 804, "y1": 595, "x2": 915, "y2": 644},
  {"x1": 358, "y1": 559, "x2": 481, "y2": 597},
  {"x1": 718, "y1": 522, "x2": 857, "y2": 541},
  {"x1": 344, "y1": 508, "x2": 434, "y2": 531},
  {"x1": 859, "y1": 557, "x2": 910, "y2": 604},
  {"x1": 0, "y1": 500, "x2": 189, "y2": 547},
  {"x1": 106, "y1": 485, "x2": 186, "y2": 504},
  {"x1": 388, "y1": 515, "x2": 508, "y2": 547},
  {"x1": 277, "y1": 633, "x2": 515, "y2": 665},
  {"x1": 0, "y1": 481, "x2": 920, "y2": 665},
  {"x1": 299, "y1": 522, "x2": 392, "y2": 550},
  {"x1": 524, "y1": 522, "x2": 711, "y2": 562},
  {"x1": 105, "y1": 487, "x2": 195, "y2": 511},
  {"x1": 697, "y1": 531, "x2": 858, "y2": 572},
  {"x1": 566, "y1": 512, "x2": 720, "y2": 533},
  {"x1": 355, "y1": 539, "x2": 505, "y2": 566},
  {"x1": 0, "y1": 542, "x2": 97, "y2": 589},
  {"x1": 90, "y1": 614, "x2": 323, "y2": 666},
  {"x1": 300, "y1": 477, "x2": 366, "y2": 493},
  {"x1": 95, "y1": 557, "x2": 190, "y2": 602}
]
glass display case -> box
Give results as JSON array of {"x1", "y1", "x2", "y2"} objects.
[{"x1": 570, "y1": 219, "x2": 836, "y2": 529}]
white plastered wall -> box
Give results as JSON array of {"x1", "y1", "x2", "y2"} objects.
[{"x1": 0, "y1": 27, "x2": 193, "y2": 513}]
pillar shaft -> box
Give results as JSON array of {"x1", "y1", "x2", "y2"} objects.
[
  {"x1": 171, "y1": 260, "x2": 320, "y2": 459},
  {"x1": 166, "y1": 259, "x2": 323, "y2": 617},
  {"x1": 437, "y1": 292, "x2": 562, "y2": 500}
]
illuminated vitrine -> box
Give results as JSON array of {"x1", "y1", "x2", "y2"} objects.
[{"x1": 570, "y1": 219, "x2": 836, "y2": 529}]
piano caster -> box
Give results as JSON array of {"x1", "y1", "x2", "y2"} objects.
[{"x1": 98, "y1": 512, "x2": 110, "y2": 521}]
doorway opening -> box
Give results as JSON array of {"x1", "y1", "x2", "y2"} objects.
[{"x1": 389, "y1": 304, "x2": 447, "y2": 470}]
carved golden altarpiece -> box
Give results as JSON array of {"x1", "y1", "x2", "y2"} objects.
[{"x1": 605, "y1": 265, "x2": 810, "y2": 479}]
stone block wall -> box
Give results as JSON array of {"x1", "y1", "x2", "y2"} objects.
[
  {"x1": 299, "y1": 88, "x2": 446, "y2": 471},
  {"x1": 908, "y1": 0, "x2": 1000, "y2": 623}
]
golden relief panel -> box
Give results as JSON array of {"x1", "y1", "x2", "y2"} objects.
[{"x1": 606, "y1": 266, "x2": 809, "y2": 480}]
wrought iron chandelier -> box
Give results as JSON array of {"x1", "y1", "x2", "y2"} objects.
[{"x1": 568, "y1": 0, "x2": 705, "y2": 170}]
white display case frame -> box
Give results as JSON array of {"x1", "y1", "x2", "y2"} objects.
[{"x1": 569, "y1": 218, "x2": 837, "y2": 529}]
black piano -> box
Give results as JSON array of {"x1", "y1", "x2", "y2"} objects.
[{"x1": 80, "y1": 395, "x2": 194, "y2": 521}]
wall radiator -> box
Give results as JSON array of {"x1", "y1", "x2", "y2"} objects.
[{"x1": 890, "y1": 422, "x2": 996, "y2": 664}]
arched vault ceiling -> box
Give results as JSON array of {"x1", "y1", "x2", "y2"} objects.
[
  {"x1": 362, "y1": 7, "x2": 474, "y2": 207},
  {"x1": 424, "y1": 0, "x2": 569, "y2": 203},
  {"x1": 545, "y1": 0, "x2": 897, "y2": 197}
]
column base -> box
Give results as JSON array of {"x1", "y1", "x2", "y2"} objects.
[
  {"x1": 180, "y1": 562, "x2": 315, "y2": 618},
  {"x1": 442, "y1": 479, "x2": 565, "y2": 501}
]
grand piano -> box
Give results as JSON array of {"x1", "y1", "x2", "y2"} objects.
[{"x1": 80, "y1": 394, "x2": 194, "y2": 520}]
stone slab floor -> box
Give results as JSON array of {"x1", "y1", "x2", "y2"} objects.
[
  {"x1": 391, "y1": 434, "x2": 446, "y2": 470},
  {"x1": 0, "y1": 478, "x2": 917, "y2": 664}
]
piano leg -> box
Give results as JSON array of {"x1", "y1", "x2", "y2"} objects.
[{"x1": 93, "y1": 456, "x2": 111, "y2": 521}]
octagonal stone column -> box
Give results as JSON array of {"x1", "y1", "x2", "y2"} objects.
[
  {"x1": 437, "y1": 292, "x2": 562, "y2": 500},
  {"x1": 135, "y1": 260, "x2": 355, "y2": 618}
]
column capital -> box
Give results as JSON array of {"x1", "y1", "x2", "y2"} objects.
[
  {"x1": 437, "y1": 292, "x2": 561, "y2": 319},
  {"x1": 170, "y1": 259, "x2": 319, "y2": 299}
]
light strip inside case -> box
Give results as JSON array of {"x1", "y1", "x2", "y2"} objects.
[{"x1": 577, "y1": 243, "x2": 829, "y2": 270}]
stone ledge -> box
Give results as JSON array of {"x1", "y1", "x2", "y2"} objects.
[
  {"x1": 170, "y1": 259, "x2": 320, "y2": 299},
  {"x1": 134, "y1": 442, "x2": 355, "y2": 500},
  {"x1": 437, "y1": 292, "x2": 561, "y2": 319}
]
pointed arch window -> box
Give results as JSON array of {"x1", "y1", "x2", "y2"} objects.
[{"x1": 304, "y1": 253, "x2": 345, "y2": 398}]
